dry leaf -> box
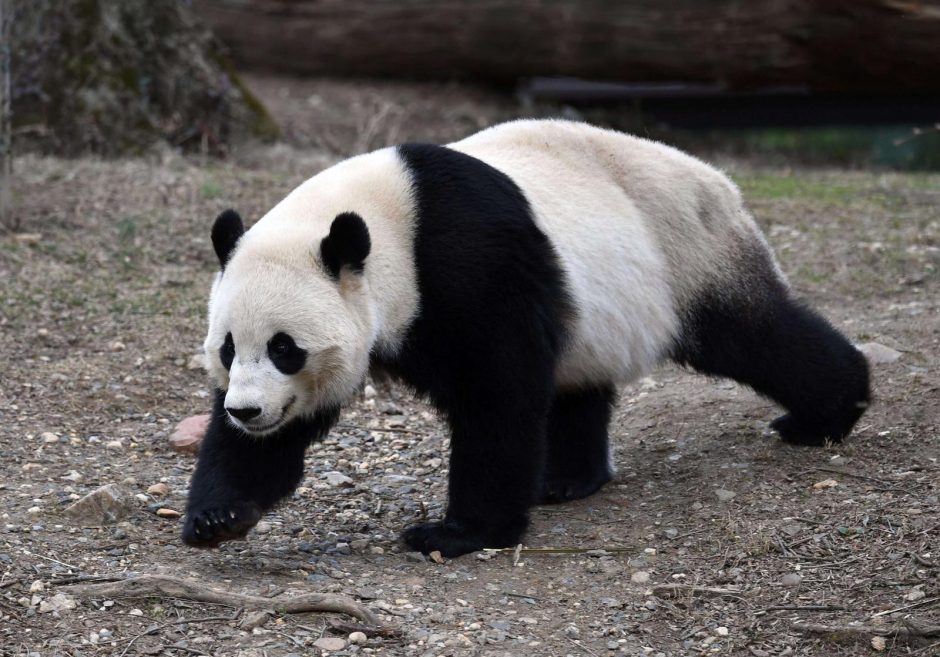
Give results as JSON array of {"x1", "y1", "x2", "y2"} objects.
[
  {"x1": 871, "y1": 635, "x2": 886, "y2": 651},
  {"x1": 429, "y1": 550, "x2": 445, "y2": 564}
]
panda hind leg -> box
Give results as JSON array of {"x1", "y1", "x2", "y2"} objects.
[
  {"x1": 672, "y1": 285, "x2": 870, "y2": 446},
  {"x1": 539, "y1": 385, "x2": 615, "y2": 504}
]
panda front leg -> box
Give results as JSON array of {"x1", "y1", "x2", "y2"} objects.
[
  {"x1": 182, "y1": 390, "x2": 336, "y2": 548},
  {"x1": 402, "y1": 387, "x2": 551, "y2": 558}
]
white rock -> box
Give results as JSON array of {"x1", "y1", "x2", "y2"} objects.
[
  {"x1": 714, "y1": 489, "x2": 736, "y2": 502},
  {"x1": 29, "y1": 580, "x2": 44, "y2": 593},
  {"x1": 856, "y1": 342, "x2": 902, "y2": 364},
  {"x1": 905, "y1": 588, "x2": 926, "y2": 602},
  {"x1": 348, "y1": 631, "x2": 367, "y2": 644},
  {"x1": 631, "y1": 571, "x2": 651, "y2": 584},
  {"x1": 187, "y1": 353, "x2": 207, "y2": 370},
  {"x1": 254, "y1": 521, "x2": 272, "y2": 534},
  {"x1": 38, "y1": 593, "x2": 77, "y2": 613},
  {"x1": 781, "y1": 573, "x2": 803, "y2": 587},
  {"x1": 41, "y1": 432, "x2": 59, "y2": 443},
  {"x1": 715, "y1": 626, "x2": 729, "y2": 636},
  {"x1": 65, "y1": 484, "x2": 133, "y2": 525},
  {"x1": 313, "y1": 637, "x2": 346, "y2": 651},
  {"x1": 323, "y1": 471, "x2": 353, "y2": 487},
  {"x1": 363, "y1": 385, "x2": 376, "y2": 398}
]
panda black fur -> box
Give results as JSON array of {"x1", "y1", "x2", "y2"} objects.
[{"x1": 183, "y1": 120, "x2": 870, "y2": 557}]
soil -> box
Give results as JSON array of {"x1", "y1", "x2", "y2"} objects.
[{"x1": 1, "y1": 75, "x2": 938, "y2": 657}]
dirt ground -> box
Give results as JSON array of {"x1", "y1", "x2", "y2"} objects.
[{"x1": 1, "y1": 76, "x2": 938, "y2": 657}]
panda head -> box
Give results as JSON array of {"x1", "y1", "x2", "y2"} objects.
[{"x1": 204, "y1": 209, "x2": 373, "y2": 436}]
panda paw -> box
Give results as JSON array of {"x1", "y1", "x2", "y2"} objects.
[
  {"x1": 402, "y1": 520, "x2": 516, "y2": 558},
  {"x1": 771, "y1": 413, "x2": 841, "y2": 447},
  {"x1": 181, "y1": 501, "x2": 262, "y2": 548},
  {"x1": 539, "y1": 471, "x2": 610, "y2": 504}
]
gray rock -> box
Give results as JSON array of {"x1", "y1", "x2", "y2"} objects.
[
  {"x1": 856, "y1": 342, "x2": 901, "y2": 364},
  {"x1": 714, "y1": 489, "x2": 736, "y2": 502},
  {"x1": 323, "y1": 471, "x2": 354, "y2": 487},
  {"x1": 564, "y1": 625, "x2": 580, "y2": 639},
  {"x1": 65, "y1": 485, "x2": 132, "y2": 525}
]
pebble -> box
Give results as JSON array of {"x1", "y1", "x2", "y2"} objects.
[
  {"x1": 109, "y1": 340, "x2": 126, "y2": 352},
  {"x1": 313, "y1": 637, "x2": 346, "y2": 651},
  {"x1": 65, "y1": 484, "x2": 133, "y2": 526},
  {"x1": 348, "y1": 631, "x2": 367, "y2": 644},
  {"x1": 29, "y1": 580, "x2": 44, "y2": 593},
  {"x1": 715, "y1": 626, "x2": 729, "y2": 636},
  {"x1": 147, "y1": 483, "x2": 170, "y2": 496},
  {"x1": 714, "y1": 489, "x2": 736, "y2": 502},
  {"x1": 187, "y1": 353, "x2": 207, "y2": 370},
  {"x1": 324, "y1": 471, "x2": 354, "y2": 487},
  {"x1": 363, "y1": 385, "x2": 376, "y2": 398},
  {"x1": 905, "y1": 588, "x2": 926, "y2": 602},
  {"x1": 856, "y1": 342, "x2": 902, "y2": 364},
  {"x1": 781, "y1": 573, "x2": 803, "y2": 587},
  {"x1": 41, "y1": 432, "x2": 59, "y2": 443},
  {"x1": 169, "y1": 414, "x2": 209, "y2": 454},
  {"x1": 106, "y1": 440, "x2": 124, "y2": 450},
  {"x1": 155, "y1": 508, "x2": 181, "y2": 518},
  {"x1": 254, "y1": 521, "x2": 272, "y2": 534},
  {"x1": 631, "y1": 571, "x2": 651, "y2": 584},
  {"x1": 38, "y1": 593, "x2": 77, "y2": 614}
]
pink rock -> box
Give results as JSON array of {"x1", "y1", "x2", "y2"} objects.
[{"x1": 169, "y1": 414, "x2": 210, "y2": 454}]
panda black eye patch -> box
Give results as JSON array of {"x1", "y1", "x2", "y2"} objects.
[
  {"x1": 220, "y1": 332, "x2": 235, "y2": 370},
  {"x1": 267, "y1": 332, "x2": 307, "y2": 374}
]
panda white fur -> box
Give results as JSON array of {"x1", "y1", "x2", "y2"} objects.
[{"x1": 183, "y1": 120, "x2": 869, "y2": 557}]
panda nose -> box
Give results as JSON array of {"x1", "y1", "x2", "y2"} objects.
[{"x1": 226, "y1": 406, "x2": 261, "y2": 422}]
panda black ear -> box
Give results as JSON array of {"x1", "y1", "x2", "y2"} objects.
[
  {"x1": 211, "y1": 209, "x2": 245, "y2": 269},
  {"x1": 320, "y1": 212, "x2": 371, "y2": 279}
]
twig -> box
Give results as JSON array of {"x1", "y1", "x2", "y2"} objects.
[
  {"x1": 481, "y1": 546, "x2": 634, "y2": 556},
  {"x1": 119, "y1": 613, "x2": 238, "y2": 657},
  {"x1": 762, "y1": 605, "x2": 846, "y2": 613},
  {"x1": 326, "y1": 619, "x2": 404, "y2": 638},
  {"x1": 871, "y1": 597, "x2": 940, "y2": 619},
  {"x1": 337, "y1": 423, "x2": 429, "y2": 436},
  {"x1": 651, "y1": 584, "x2": 745, "y2": 601},
  {"x1": 503, "y1": 591, "x2": 540, "y2": 601},
  {"x1": 910, "y1": 553, "x2": 937, "y2": 569},
  {"x1": 804, "y1": 466, "x2": 902, "y2": 490},
  {"x1": 50, "y1": 575, "x2": 123, "y2": 586},
  {"x1": 64, "y1": 574, "x2": 388, "y2": 627},
  {"x1": 791, "y1": 620, "x2": 940, "y2": 638},
  {"x1": 566, "y1": 635, "x2": 602, "y2": 657}
]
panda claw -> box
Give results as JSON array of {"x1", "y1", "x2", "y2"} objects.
[{"x1": 182, "y1": 502, "x2": 262, "y2": 548}]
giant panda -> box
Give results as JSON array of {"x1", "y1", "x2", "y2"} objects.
[{"x1": 182, "y1": 120, "x2": 870, "y2": 558}]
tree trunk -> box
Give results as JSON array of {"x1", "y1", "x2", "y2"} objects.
[
  {"x1": 192, "y1": 0, "x2": 940, "y2": 93},
  {"x1": 0, "y1": 0, "x2": 12, "y2": 229}
]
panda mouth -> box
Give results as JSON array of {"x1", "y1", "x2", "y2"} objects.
[{"x1": 242, "y1": 397, "x2": 296, "y2": 434}]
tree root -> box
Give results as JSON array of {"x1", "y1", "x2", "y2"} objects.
[
  {"x1": 650, "y1": 584, "x2": 745, "y2": 600},
  {"x1": 791, "y1": 620, "x2": 940, "y2": 639},
  {"x1": 64, "y1": 574, "x2": 386, "y2": 626}
]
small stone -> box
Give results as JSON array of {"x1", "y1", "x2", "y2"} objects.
[
  {"x1": 109, "y1": 340, "x2": 126, "y2": 352},
  {"x1": 715, "y1": 626, "x2": 729, "y2": 636},
  {"x1": 186, "y1": 353, "x2": 207, "y2": 370},
  {"x1": 813, "y1": 478, "x2": 839, "y2": 490},
  {"x1": 240, "y1": 610, "x2": 272, "y2": 630},
  {"x1": 564, "y1": 625, "x2": 580, "y2": 639},
  {"x1": 664, "y1": 528, "x2": 679, "y2": 539},
  {"x1": 155, "y1": 508, "x2": 181, "y2": 518},
  {"x1": 27, "y1": 506, "x2": 41, "y2": 515},
  {"x1": 363, "y1": 385, "x2": 376, "y2": 398},
  {"x1": 65, "y1": 485, "x2": 133, "y2": 526},
  {"x1": 714, "y1": 489, "x2": 736, "y2": 502},
  {"x1": 856, "y1": 342, "x2": 901, "y2": 364},
  {"x1": 871, "y1": 636, "x2": 887, "y2": 651},
  {"x1": 29, "y1": 580, "x2": 44, "y2": 593},
  {"x1": 905, "y1": 588, "x2": 926, "y2": 602},
  {"x1": 313, "y1": 637, "x2": 346, "y2": 651},
  {"x1": 348, "y1": 631, "x2": 367, "y2": 644},
  {"x1": 62, "y1": 471, "x2": 83, "y2": 482},
  {"x1": 368, "y1": 546, "x2": 385, "y2": 555},
  {"x1": 106, "y1": 440, "x2": 124, "y2": 450},
  {"x1": 128, "y1": 609, "x2": 143, "y2": 616},
  {"x1": 781, "y1": 573, "x2": 803, "y2": 587},
  {"x1": 38, "y1": 593, "x2": 77, "y2": 614},
  {"x1": 254, "y1": 521, "x2": 272, "y2": 534},
  {"x1": 323, "y1": 471, "x2": 353, "y2": 487},
  {"x1": 631, "y1": 571, "x2": 651, "y2": 584},
  {"x1": 147, "y1": 483, "x2": 170, "y2": 496},
  {"x1": 607, "y1": 640, "x2": 619, "y2": 649},
  {"x1": 405, "y1": 551, "x2": 425, "y2": 562},
  {"x1": 41, "y1": 432, "x2": 59, "y2": 444},
  {"x1": 169, "y1": 414, "x2": 209, "y2": 454}
]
